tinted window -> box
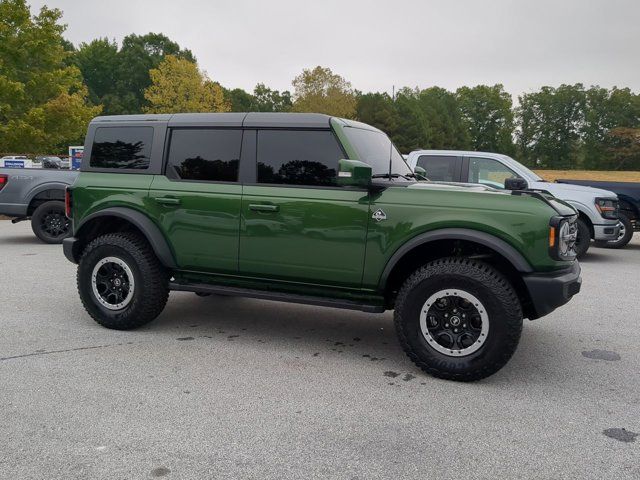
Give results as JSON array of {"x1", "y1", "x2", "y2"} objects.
[
  {"x1": 90, "y1": 127, "x2": 153, "y2": 169},
  {"x1": 468, "y1": 157, "x2": 518, "y2": 189},
  {"x1": 342, "y1": 127, "x2": 412, "y2": 176},
  {"x1": 257, "y1": 130, "x2": 342, "y2": 186},
  {"x1": 167, "y1": 129, "x2": 241, "y2": 182},
  {"x1": 417, "y1": 155, "x2": 459, "y2": 181}
]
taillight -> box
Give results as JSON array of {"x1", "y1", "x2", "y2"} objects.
[
  {"x1": 65, "y1": 187, "x2": 72, "y2": 218},
  {"x1": 0, "y1": 174, "x2": 7, "y2": 191}
]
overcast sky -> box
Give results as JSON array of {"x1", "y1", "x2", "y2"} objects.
[{"x1": 30, "y1": 0, "x2": 640, "y2": 98}]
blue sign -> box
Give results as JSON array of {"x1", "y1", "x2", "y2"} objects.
[
  {"x1": 69, "y1": 146, "x2": 84, "y2": 170},
  {"x1": 4, "y1": 160, "x2": 25, "y2": 168}
]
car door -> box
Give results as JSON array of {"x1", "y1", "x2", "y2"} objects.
[
  {"x1": 415, "y1": 154, "x2": 462, "y2": 182},
  {"x1": 239, "y1": 129, "x2": 370, "y2": 288},
  {"x1": 464, "y1": 156, "x2": 519, "y2": 189},
  {"x1": 149, "y1": 128, "x2": 243, "y2": 273}
]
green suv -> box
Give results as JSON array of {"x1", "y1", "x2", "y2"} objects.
[{"x1": 63, "y1": 113, "x2": 581, "y2": 381}]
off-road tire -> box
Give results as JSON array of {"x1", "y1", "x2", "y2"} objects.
[
  {"x1": 31, "y1": 200, "x2": 70, "y2": 244},
  {"x1": 77, "y1": 232, "x2": 169, "y2": 330},
  {"x1": 574, "y1": 218, "x2": 591, "y2": 258},
  {"x1": 394, "y1": 257, "x2": 523, "y2": 381},
  {"x1": 594, "y1": 213, "x2": 633, "y2": 249}
]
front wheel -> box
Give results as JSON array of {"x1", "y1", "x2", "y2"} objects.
[
  {"x1": 594, "y1": 213, "x2": 633, "y2": 249},
  {"x1": 31, "y1": 200, "x2": 70, "y2": 244},
  {"x1": 394, "y1": 258, "x2": 523, "y2": 381},
  {"x1": 574, "y1": 218, "x2": 591, "y2": 258},
  {"x1": 77, "y1": 232, "x2": 169, "y2": 330}
]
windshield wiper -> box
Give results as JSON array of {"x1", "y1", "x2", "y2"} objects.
[{"x1": 372, "y1": 173, "x2": 413, "y2": 180}]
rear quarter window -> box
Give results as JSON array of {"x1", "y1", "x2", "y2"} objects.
[{"x1": 90, "y1": 127, "x2": 153, "y2": 170}]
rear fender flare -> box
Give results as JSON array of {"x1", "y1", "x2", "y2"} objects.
[{"x1": 76, "y1": 207, "x2": 177, "y2": 269}]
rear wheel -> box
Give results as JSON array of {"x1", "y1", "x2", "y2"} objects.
[
  {"x1": 77, "y1": 232, "x2": 169, "y2": 330},
  {"x1": 594, "y1": 213, "x2": 633, "y2": 249},
  {"x1": 574, "y1": 218, "x2": 591, "y2": 258},
  {"x1": 394, "y1": 257, "x2": 523, "y2": 381},
  {"x1": 31, "y1": 200, "x2": 70, "y2": 244}
]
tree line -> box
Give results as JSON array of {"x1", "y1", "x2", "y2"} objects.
[{"x1": 1, "y1": 0, "x2": 639, "y2": 170}]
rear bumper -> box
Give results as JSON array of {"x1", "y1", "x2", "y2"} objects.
[
  {"x1": 63, "y1": 236, "x2": 79, "y2": 264},
  {"x1": 0, "y1": 203, "x2": 28, "y2": 217},
  {"x1": 523, "y1": 262, "x2": 581, "y2": 319},
  {"x1": 593, "y1": 223, "x2": 620, "y2": 241}
]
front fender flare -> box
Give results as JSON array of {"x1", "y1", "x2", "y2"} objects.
[
  {"x1": 74, "y1": 207, "x2": 177, "y2": 269},
  {"x1": 378, "y1": 228, "x2": 533, "y2": 290}
]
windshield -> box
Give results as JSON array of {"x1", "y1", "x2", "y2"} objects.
[
  {"x1": 342, "y1": 127, "x2": 413, "y2": 177},
  {"x1": 508, "y1": 157, "x2": 543, "y2": 182}
]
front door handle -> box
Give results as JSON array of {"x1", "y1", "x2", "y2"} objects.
[
  {"x1": 154, "y1": 196, "x2": 181, "y2": 206},
  {"x1": 249, "y1": 203, "x2": 279, "y2": 213}
]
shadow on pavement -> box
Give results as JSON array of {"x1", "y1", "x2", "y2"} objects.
[{"x1": 0, "y1": 234, "x2": 43, "y2": 245}]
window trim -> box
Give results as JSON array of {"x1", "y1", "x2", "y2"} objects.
[
  {"x1": 254, "y1": 128, "x2": 347, "y2": 188},
  {"x1": 161, "y1": 126, "x2": 244, "y2": 184}
]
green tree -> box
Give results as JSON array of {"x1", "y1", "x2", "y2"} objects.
[
  {"x1": 417, "y1": 87, "x2": 470, "y2": 150},
  {"x1": 291, "y1": 66, "x2": 356, "y2": 118},
  {"x1": 355, "y1": 92, "x2": 399, "y2": 138},
  {"x1": 516, "y1": 84, "x2": 586, "y2": 168},
  {"x1": 582, "y1": 87, "x2": 640, "y2": 169},
  {"x1": 224, "y1": 87, "x2": 254, "y2": 112},
  {"x1": 253, "y1": 83, "x2": 292, "y2": 112},
  {"x1": 143, "y1": 55, "x2": 228, "y2": 113},
  {"x1": 73, "y1": 32, "x2": 195, "y2": 114},
  {"x1": 73, "y1": 38, "x2": 121, "y2": 112},
  {"x1": 456, "y1": 84, "x2": 514, "y2": 155},
  {"x1": 606, "y1": 127, "x2": 640, "y2": 170},
  {"x1": 0, "y1": 0, "x2": 100, "y2": 152}
]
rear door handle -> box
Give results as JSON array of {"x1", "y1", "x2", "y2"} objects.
[
  {"x1": 154, "y1": 197, "x2": 181, "y2": 206},
  {"x1": 249, "y1": 203, "x2": 279, "y2": 212}
]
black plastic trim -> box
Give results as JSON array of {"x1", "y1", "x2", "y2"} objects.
[
  {"x1": 74, "y1": 207, "x2": 177, "y2": 268},
  {"x1": 522, "y1": 262, "x2": 581, "y2": 319},
  {"x1": 169, "y1": 281, "x2": 385, "y2": 313},
  {"x1": 378, "y1": 228, "x2": 533, "y2": 290}
]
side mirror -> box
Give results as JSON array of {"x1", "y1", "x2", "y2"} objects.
[
  {"x1": 337, "y1": 159, "x2": 372, "y2": 187},
  {"x1": 413, "y1": 165, "x2": 428, "y2": 180},
  {"x1": 505, "y1": 177, "x2": 528, "y2": 191}
]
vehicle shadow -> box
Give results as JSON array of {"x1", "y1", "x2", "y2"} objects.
[
  {"x1": 0, "y1": 234, "x2": 43, "y2": 245},
  {"x1": 143, "y1": 292, "x2": 568, "y2": 385},
  {"x1": 578, "y1": 251, "x2": 611, "y2": 263},
  {"x1": 153, "y1": 293, "x2": 405, "y2": 365}
]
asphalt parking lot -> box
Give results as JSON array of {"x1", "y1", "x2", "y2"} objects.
[{"x1": 0, "y1": 221, "x2": 638, "y2": 479}]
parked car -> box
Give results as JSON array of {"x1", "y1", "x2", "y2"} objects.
[
  {"x1": 0, "y1": 166, "x2": 78, "y2": 242},
  {"x1": 405, "y1": 150, "x2": 620, "y2": 257},
  {"x1": 36, "y1": 156, "x2": 63, "y2": 169},
  {"x1": 556, "y1": 179, "x2": 638, "y2": 248},
  {"x1": 63, "y1": 113, "x2": 581, "y2": 381}
]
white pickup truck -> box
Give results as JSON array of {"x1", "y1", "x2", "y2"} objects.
[{"x1": 406, "y1": 150, "x2": 620, "y2": 257}]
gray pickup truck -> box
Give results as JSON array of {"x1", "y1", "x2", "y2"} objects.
[{"x1": 0, "y1": 167, "x2": 78, "y2": 243}]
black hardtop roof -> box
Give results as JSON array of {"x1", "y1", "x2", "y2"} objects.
[
  {"x1": 91, "y1": 112, "x2": 333, "y2": 128},
  {"x1": 89, "y1": 112, "x2": 383, "y2": 132}
]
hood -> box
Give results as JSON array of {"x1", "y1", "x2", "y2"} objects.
[
  {"x1": 407, "y1": 181, "x2": 508, "y2": 194},
  {"x1": 532, "y1": 181, "x2": 617, "y2": 199},
  {"x1": 406, "y1": 181, "x2": 576, "y2": 216}
]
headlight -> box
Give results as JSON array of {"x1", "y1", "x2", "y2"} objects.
[
  {"x1": 549, "y1": 215, "x2": 577, "y2": 261},
  {"x1": 595, "y1": 198, "x2": 619, "y2": 220}
]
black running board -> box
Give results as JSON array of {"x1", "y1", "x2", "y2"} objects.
[{"x1": 169, "y1": 282, "x2": 386, "y2": 313}]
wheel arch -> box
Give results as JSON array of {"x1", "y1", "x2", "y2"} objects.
[
  {"x1": 26, "y1": 186, "x2": 66, "y2": 215},
  {"x1": 71, "y1": 207, "x2": 177, "y2": 269},
  {"x1": 379, "y1": 229, "x2": 537, "y2": 318}
]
